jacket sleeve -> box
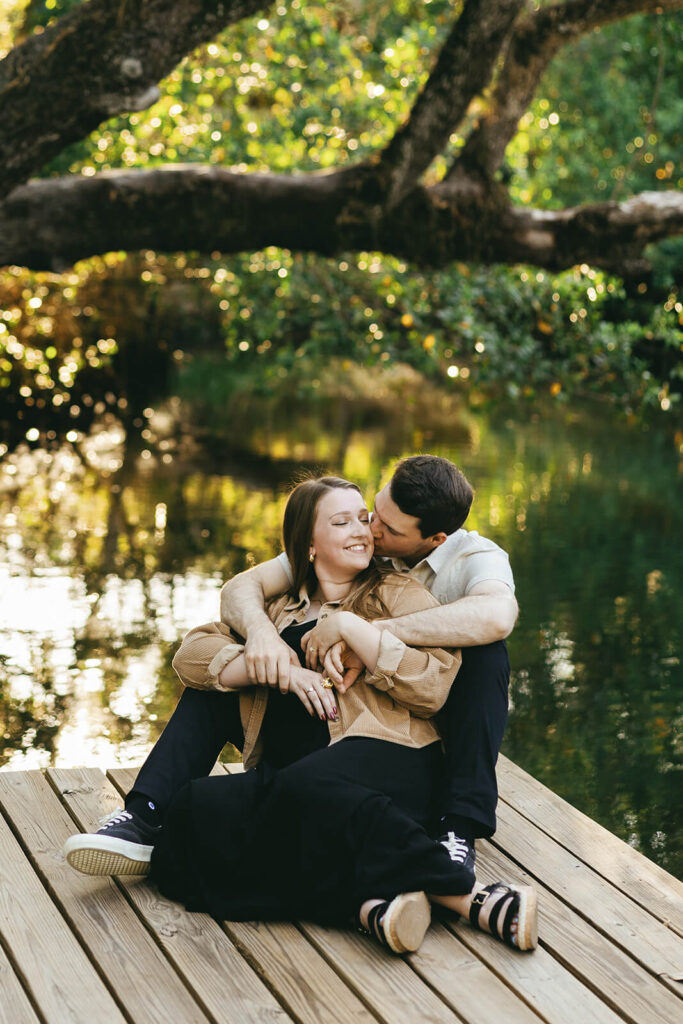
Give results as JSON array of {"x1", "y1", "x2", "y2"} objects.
[
  {"x1": 362, "y1": 577, "x2": 461, "y2": 717},
  {"x1": 171, "y1": 621, "x2": 245, "y2": 692}
]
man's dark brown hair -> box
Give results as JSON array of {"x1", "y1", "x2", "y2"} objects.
[{"x1": 390, "y1": 455, "x2": 473, "y2": 537}]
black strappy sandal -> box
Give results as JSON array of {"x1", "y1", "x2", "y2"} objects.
[
  {"x1": 358, "y1": 892, "x2": 431, "y2": 954},
  {"x1": 469, "y1": 883, "x2": 538, "y2": 951}
]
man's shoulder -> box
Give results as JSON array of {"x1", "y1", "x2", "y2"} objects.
[
  {"x1": 426, "y1": 527, "x2": 514, "y2": 600},
  {"x1": 437, "y1": 528, "x2": 509, "y2": 562}
]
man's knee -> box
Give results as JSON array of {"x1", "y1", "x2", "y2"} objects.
[{"x1": 440, "y1": 640, "x2": 509, "y2": 734}]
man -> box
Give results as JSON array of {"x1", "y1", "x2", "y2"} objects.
[{"x1": 64, "y1": 455, "x2": 516, "y2": 881}]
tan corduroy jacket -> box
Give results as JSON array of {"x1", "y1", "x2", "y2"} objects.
[{"x1": 172, "y1": 575, "x2": 461, "y2": 770}]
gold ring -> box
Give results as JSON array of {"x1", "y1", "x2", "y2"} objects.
[{"x1": 322, "y1": 678, "x2": 335, "y2": 689}]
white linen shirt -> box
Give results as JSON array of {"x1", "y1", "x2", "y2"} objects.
[{"x1": 276, "y1": 528, "x2": 514, "y2": 606}]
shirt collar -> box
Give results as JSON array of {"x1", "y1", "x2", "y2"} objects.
[{"x1": 385, "y1": 532, "x2": 457, "y2": 576}]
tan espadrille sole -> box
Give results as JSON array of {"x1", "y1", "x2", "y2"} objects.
[{"x1": 381, "y1": 891, "x2": 431, "y2": 953}]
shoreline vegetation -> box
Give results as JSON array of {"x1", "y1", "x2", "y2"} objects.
[{"x1": 1, "y1": 249, "x2": 681, "y2": 460}]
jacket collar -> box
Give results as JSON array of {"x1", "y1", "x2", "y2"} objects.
[{"x1": 282, "y1": 585, "x2": 344, "y2": 614}]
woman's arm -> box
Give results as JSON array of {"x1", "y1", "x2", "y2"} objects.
[
  {"x1": 172, "y1": 622, "x2": 246, "y2": 691},
  {"x1": 304, "y1": 579, "x2": 461, "y2": 717},
  {"x1": 334, "y1": 612, "x2": 381, "y2": 672},
  {"x1": 173, "y1": 621, "x2": 337, "y2": 718}
]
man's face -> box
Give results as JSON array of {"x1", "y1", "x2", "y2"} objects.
[{"x1": 370, "y1": 483, "x2": 440, "y2": 566}]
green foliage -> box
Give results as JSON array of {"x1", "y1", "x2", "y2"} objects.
[
  {"x1": 2, "y1": 2, "x2": 682, "y2": 418},
  {"x1": 507, "y1": 13, "x2": 683, "y2": 207},
  {"x1": 175, "y1": 250, "x2": 681, "y2": 416}
]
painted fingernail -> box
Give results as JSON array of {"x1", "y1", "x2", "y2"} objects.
[
  {"x1": 320, "y1": 714, "x2": 326, "y2": 721},
  {"x1": 333, "y1": 706, "x2": 338, "y2": 714}
]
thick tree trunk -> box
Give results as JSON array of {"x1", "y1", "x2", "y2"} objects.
[
  {"x1": 0, "y1": 0, "x2": 270, "y2": 196},
  {"x1": 2, "y1": 166, "x2": 680, "y2": 275}
]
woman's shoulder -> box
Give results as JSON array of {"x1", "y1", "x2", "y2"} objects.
[{"x1": 375, "y1": 572, "x2": 439, "y2": 613}]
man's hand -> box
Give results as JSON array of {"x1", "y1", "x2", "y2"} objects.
[{"x1": 244, "y1": 625, "x2": 297, "y2": 688}]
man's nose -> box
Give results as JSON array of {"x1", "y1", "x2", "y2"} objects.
[{"x1": 370, "y1": 516, "x2": 382, "y2": 538}]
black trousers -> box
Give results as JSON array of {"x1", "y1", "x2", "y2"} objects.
[{"x1": 130, "y1": 640, "x2": 509, "y2": 839}]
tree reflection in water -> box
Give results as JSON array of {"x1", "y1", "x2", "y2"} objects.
[{"x1": 0, "y1": 396, "x2": 681, "y2": 878}]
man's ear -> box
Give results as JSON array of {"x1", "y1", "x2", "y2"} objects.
[{"x1": 429, "y1": 532, "x2": 448, "y2": 549}]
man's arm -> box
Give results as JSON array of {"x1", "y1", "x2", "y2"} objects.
[
  {"x1": 219, "y1": 558, "x2": 293, "y2": 685},
  {"x1": 377, "y1": 580, "x2": 518, "y2": 647}
]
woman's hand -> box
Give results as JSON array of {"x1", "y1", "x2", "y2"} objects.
[
  {"x1": 304, "y1": 611, "x2": 381, "y2": 676},
  {"x1": 288, "y1": 665, "x2": 338, "y2": 721},
  {"x1": 302, "y1": 611, "x2": 348, "y2": 670}
]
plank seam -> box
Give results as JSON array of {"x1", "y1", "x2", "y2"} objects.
[
  {"x1": 409, "y1": 918, "x2": 550, "y2": 1024},
  {"x1": 45, "y1": 769, "x2": 221, "y2": 1022},
  {"x1": 296, "y1": 919, "x2": 457, "y2": 1024},
  {"x1": 219, "y1": 921, "x2": 323, "y2": 1024},
  {"x1": 98, "y1": 769, "x2": 253, "y2": 1023},
  {"x1": 293, "y1": 921, "x2": 391, "y2": 1024},
  {"x1": 0, "y1": 824, "x2": 48, "y2": 1024},
  {"x1": 486, "y1": 827, "x2": 683, "y2": 999},
  {"x1": 496, "y1": 789, "x2": 683, "y2": 939},
  {"x1": 1, "y1": 784, "x2": 138, "y2": 1024},
  {"x1": 477, "y1": 842, "x2": 683, "y2": 1021}
]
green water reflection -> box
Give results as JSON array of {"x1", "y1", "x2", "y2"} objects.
[{"x1": 0, "y1": 396, "x2": 681, "y2": 877}]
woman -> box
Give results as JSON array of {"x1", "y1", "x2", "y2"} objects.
[{"x1": 152, "y1": 476, "x2": 537, "y2": 953}]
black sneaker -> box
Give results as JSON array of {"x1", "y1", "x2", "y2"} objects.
[
  {"x1": 438, "y1": 831, "x2": 476, "y2": 886},
  {"x1": 64, "y1": 809, "x2": 161, "y2": 876}
]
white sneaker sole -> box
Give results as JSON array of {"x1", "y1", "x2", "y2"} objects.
[
  {"x1": 382, "y1": 892, "x2": 431, "y2": 953},
  {"x1": 63, "y1": 834, "x2": 153, "y2": 876}
]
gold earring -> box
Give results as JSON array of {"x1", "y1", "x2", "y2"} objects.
[{"x1": 309, "y1": 551, "x2": 315, "y2": 562}]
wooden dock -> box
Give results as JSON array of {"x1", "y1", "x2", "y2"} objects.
[{"x1": 0, "y1": 755, "x2": 681, "y2": 1024}]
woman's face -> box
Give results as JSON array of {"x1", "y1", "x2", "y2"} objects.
[{"x1": 310, "y1": 488, "x2": 374, "y2": 580}]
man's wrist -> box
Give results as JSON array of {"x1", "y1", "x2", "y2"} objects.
[{"x1": 243, "y1": 610, "x2": 279, "y2": 639}]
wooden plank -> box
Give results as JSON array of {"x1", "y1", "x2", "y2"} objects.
[
  {"x1": 0, "y1": 809, "x2": 126, "y2": 1024},
  {"x1": 113, "y1": 764, "x2": 377, "y2": 1024},
  {"x1": 497, "y1": 755, "x2": 683, "y2": 936},
  {"x1": 224, "y1": 920, "x2": 377, "y2": 1024},
  {"x1": 492, "y1": 798, "x2": 683, "y2": 993},
  {"x1": 408, "y1": 921, "x2": 543, "y2": 1024},
  {"x1": 300, "y1": 921, "x2": 461, "y2": 1024},
  {"x1": 443, "y1": 921, "x2": 621, "y2": 1024},
  {"x1": 472, "y1": 840, "x2": 683, "y2": 1024},
  {"x1": 53, "y1": 766, "x2": 292, "y2": 1024},
  {"x1": 0, "y1": 940, "x2": 41, "y2": 1024},
  {"x1": 0, "y1": 770, "x2": 210, "y2": 1024}
]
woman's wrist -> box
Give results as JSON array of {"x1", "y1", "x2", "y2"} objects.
[{"x1": 336, "y1": 611, "x2": 356, "y2": 643}]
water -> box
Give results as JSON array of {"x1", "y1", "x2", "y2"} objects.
[{"x1": 1, "y1": 392, "x2": 681, "y2": 877}]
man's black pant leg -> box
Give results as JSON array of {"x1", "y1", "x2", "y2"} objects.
[
  {"x1": 127, "y1": 687, "x2": 244, "y2": 813},
  {"x1": 436, "y1": 640, "x2": 510, "y2": 839}
]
